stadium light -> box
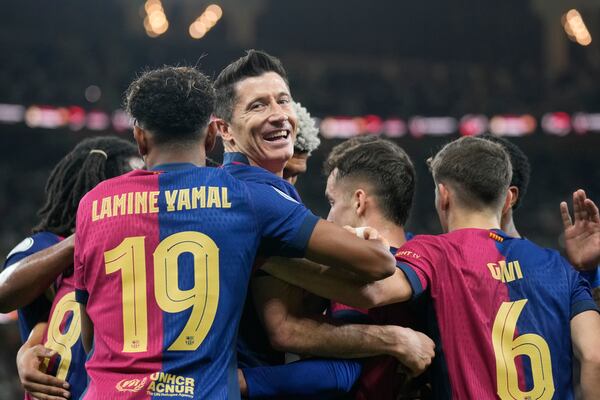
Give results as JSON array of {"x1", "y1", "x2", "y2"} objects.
[
  {"x1": 189, "y1": 4, "x2": 222, "y2": 39},
  {"x1": 562, "y1": 9, "x2": 592, "y2": 46},
  {"x1": 143, "y1": 0, "x2": 169, "y2": 38}
]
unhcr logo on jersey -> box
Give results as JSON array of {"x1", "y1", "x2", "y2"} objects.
[{"x1": 147, "y1": 372, "x2": 195, "y2": 398}]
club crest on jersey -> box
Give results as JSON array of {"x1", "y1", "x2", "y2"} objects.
[{"x1": 116, "y1": 377, "x2": 147, "y2": 393}]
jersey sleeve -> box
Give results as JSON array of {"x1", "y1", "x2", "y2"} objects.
[
  {"x1": 394, "y1": 235, "x2": 444, "y2": 299},
  {"x1": 566, "y1": 260, "x2": 600, "y2": 318},
  {"x1": 247, "y1": 182, "x2": 320, "y2": 258},
  {"x1": 3, "y1": 233, "x2": 60, "y2": 341},
  {"x1": 242, "y1": 358, "x2": 362, "y2": 398},
  {"x1": 580, "y1": 267, "x2": 600, "y2": 289}
]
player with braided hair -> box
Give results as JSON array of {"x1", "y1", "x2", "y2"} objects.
[
  {"x1": 0, "y1": 136, "x2": 140, "y2": 399},
  {"x1": 282, "y1": 101, "x2": 321, "y2": 184}
]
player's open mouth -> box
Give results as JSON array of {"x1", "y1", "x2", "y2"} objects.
[{"x1": 263, "y1": 130, "x2": 290, "y2": 142}]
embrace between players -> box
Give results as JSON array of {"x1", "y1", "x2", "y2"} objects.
[{"x1": 1, "y1": 50, "x2": 600, "y2": 400}]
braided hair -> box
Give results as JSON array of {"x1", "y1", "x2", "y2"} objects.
[{"x1": 33, "y1": 136, "x2": 139, "y2": 236}]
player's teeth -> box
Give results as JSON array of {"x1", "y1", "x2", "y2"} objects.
[{"x1": 266, "y1": 131, "x2": 287, "y2": 140}]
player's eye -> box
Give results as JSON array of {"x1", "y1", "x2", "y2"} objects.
[
  {"x1": 278, "y1": 96, "x2": 290, "y2": 105},
  {"x1": 250, "y1": 102, "x2": 266, "y2": 111}
]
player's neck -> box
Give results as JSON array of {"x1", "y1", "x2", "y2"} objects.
[
  {"x1": 362, "y1": 214, "x2": 407, "y2": 248},
  {"x1": 145, "y1": 144, "x2": 207, "y2": 169},
  {"x1": 501, "y1": 218, "x2": 521, "y2": 238},
  {"x1": 446, "y1": 208, "x2": 501, "y2": 232},
  {"x1": 501, "y1": 209, "x2": 521, "y2": 238}
]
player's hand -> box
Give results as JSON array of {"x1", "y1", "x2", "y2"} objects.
[
  {"x1": 561, "y1": 189, "x2": 600, "y2": 271},
  {"x1": 391, "y1": 326, "x2": 435, "y2": 377},
  {"x1": 17, "y1": 344, "x2": 70, "y2": 399},
  {"x1": 344, "y1": 225, "x2": 391, "y2": 249}
]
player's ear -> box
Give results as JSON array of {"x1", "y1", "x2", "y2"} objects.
[
  {"x1": 133, "y1": 125, "x2": 148, "y2": 157},
  {"x1": 204, "y1": 122, "x2": 217, "y2": 153},
  {"x1": 437, "y1": 183, "x2": 450, "y2": 211},
  {"x1": 501, "y1": 189, "x2": 513, "y2": 216},
  {"x1": 212, "y1": 118, "x2": 233, "y2": 145},
  {"x1": 354, "y1": 189, "x2": 367, "y2": 218},
  {"x1": 508, "y1": 186, "x2": 519, "y2": 209}
]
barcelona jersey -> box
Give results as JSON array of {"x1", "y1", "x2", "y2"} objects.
[
  {"x1": 36, "y1": 272, "x2": 87, "y2": 400},
  {"x1": 223, "y1": 151, "x2": 302, "y2": 368},
  {"x1": 74, "y1": 163, "x2": 318, "y2": 400},
  {"x1": 395, "y1": 228, "x2": 599, "y2": 400}
]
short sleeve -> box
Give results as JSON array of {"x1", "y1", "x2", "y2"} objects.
[
  {"x1": 3, "y1": 232, "x2": 60, "y2": 341},
  {"x1": 580, "y1": 267, "x2": 600, "y2": 289},
  {"x1": 394, "y1": 235, "x2": 444, "y2": 299},
  {"x1": 246, "y1": 182, "x2": 319, "y2": 258},
  {"x1": 569, "y1": 266, "x2": 599, "y2": 319}
]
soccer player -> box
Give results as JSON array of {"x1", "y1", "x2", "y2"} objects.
[
  {"x1": 282, "y1": 101, "x2": 321, "y2": 184},
  {"x1": 74, "y1": 66, "x2": 395, "y2": 399},
  {"x1": 480, "y1": 134, "x2": 600, "y2": 303},
  {"x1": 211, "y1": 50, "x2": 432, "y2": 394},
  {"x1": 0, "y1": 136, "x2": 140, "y2": 399},
  {"x1": 245, "y1": 138, "x2": 434, "y2": 399},
  {"x1": 479, "y1": 133, "x2": 530, "y2": 238},
  {"x1": 266, "y1": 136, "x2": 600, "y2": 398}
]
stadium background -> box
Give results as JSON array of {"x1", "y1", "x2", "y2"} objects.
[{"x1": 0, "y1": 0, "x2": 599, "y2": 397}]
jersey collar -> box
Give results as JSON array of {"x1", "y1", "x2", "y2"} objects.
[
  {"x1": 150, "y1": 162, "x2": 197, "y2": 172},
  {"x1": 223, "y1": 152, "x2": 250, "y2": 166}
]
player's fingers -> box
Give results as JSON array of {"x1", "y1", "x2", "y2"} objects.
[
  {"x1": 32, "y1": 345, "x2": 56, "y2": 359},
  {"x1": 584, "y1": 198, "x2": 600, "y2": 224},
  {"x1": 573, "y1": 191, "x2": 585, "y2": 222},
  {"x1": 24, "y1": 381, "x2": 69, "y2": 399},
  {"x1": 342, "y1": 225, "x2": 357, "y2": 235},
  {"x1": 23, "y1": 369, "x2": 69, "y2": 389},
  {"x1": 560, "y1": 202, "x2": 573, "y2": 228},
  {"x1": 362, "y1": 227, "x2": 379, "y2": 241},
  {"x1": 29, "y1": 392, "x2": 68, "y2": 400}
]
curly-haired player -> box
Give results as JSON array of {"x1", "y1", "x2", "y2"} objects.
[
  {"x1": 282, "y1": 101, "x2": 321, "y2": 184},
  {"x1": 0, "y1": 136, "x2": 140, "y2": 400}
]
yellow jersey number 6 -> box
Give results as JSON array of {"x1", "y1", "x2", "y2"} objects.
[
  {"x1": 104, "y1": 232, "x2": 219, "y2": 353},
  {"x1": 492, "y1": 299, "x2": 555, "y2": 400}
]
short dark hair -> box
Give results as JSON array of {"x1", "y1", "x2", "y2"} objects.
[
  {"x1": 326, "y1": 138, "x2": 416, "y2": 226},
  {"x1": 429, "y1": 137, "x2": 512, "y2": 209},
  {"x1": 479, "y1": 134, "x2": 530, "y2": 210},
  {"x1": 33, "y1": 136, "x2": 138, "y2": 236},
  {"x1": 214, "y1": 50, "x2": 288, "y2": 121},
  {"x1": 125, "y1": 66, "x2": 215, "y2": 144},
  {"x1": 323, "y1": 135, "x2": 380, "y2": 176}
]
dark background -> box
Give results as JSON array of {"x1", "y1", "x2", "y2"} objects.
[{"x1": 1, "y1": 0, "x2": 599, "y2": 397}]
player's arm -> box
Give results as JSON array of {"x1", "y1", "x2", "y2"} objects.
[
  {"x1": 561, "y1": 189, "x2": 600, "y2": 271},
  {"x1": 304, "y1": 220, "x2": 395, "y2": 280},
  {"x1": 252, "y1": 275, "x2": 434, "y2": 376},
  {"x1": 0, "y1": 235, "x2": 74, "y2": 313},
  {"x1": 250, "y1": 183, "x2": 395, "y2": 281},
  {"x1": 17, "y1": 322, "x2": 71, "y2": 400},
  {"x1": 239, "y1": 358, "x2": 362, "y2": 398},
  {"x1": 571, "y1": 310, "x2": 600, "y2": 398},
  {"x1": 261, "y1": 256, "x2": 413, "y2": 309},
  {"x1": 79, "y1": 304, "x2": 93, "y2": 354}
]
